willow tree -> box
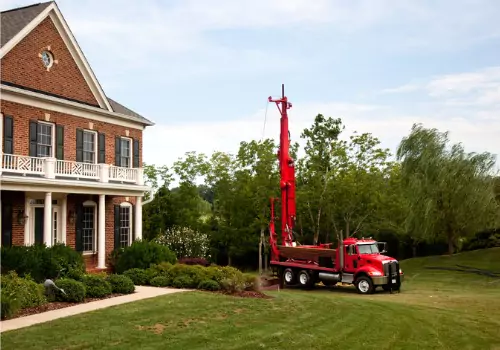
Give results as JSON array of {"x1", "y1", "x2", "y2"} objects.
[{"x1": 396, "y1": 123, "x2": 499, "y2": 254}]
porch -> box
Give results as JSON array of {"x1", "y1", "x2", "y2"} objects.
[{"x1": 1, "y1": 188, "x2": 144, "y2": 271}]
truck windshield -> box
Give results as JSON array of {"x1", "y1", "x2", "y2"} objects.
[{"x1": 357, "y1": 244, "x2": 379, "y2": 254}]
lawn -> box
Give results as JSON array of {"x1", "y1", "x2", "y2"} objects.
[{"x1": 2, "y1": 248, "x2": 500, "y2": 350}]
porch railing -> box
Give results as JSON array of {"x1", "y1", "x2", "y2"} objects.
[{"x1": 0, "y1": 154, "x2": 144, "y2": 185}]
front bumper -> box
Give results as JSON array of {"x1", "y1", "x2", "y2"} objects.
[{"x1": 372, "y1": 273, "x2": 404, "y2": 285}]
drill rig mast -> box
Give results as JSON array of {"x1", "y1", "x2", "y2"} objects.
[{"x1": 268, "y1": 84, "x2": 296, "y2": 261}]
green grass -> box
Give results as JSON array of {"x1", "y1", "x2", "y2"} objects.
[{"x1": 2, "y1": 248, "x2": 500, "y2": 350}]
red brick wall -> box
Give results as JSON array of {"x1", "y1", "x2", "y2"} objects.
[
  {"x1": 0, "y1": 17, "x2": 99, "y2": 106},
  {"x1": 0, "y1": 101, "x2": 142, "y2": 165}
]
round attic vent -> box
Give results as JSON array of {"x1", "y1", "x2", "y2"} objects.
[{"x1": 41, "y1": 50, "x2": 54, "y2": 68}]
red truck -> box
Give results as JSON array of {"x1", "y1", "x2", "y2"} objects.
[{"x1": 267, "y1": 85, "x2": 404, "y2": 294}]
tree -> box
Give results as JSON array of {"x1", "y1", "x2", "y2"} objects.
[{"x1": 397, "y1": 123, "x2": 499, "y2": 254}]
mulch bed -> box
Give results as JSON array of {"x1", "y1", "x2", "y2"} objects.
[
  {"x1": 217, "y1": 290, "x2": 273, "y2": 299},
  {"x1": 5, "y1": 293, "x2": 125, "y2": 321}
]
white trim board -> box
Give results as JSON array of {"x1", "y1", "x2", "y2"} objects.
[
  {"x1": 1, "y1": 85, "x2": 149, "y2": 130},
  {"x1": 1, "y1": 176, "x2": 150, "y2": 196},
  {"x1": 0, "y1": 2, "x2": 112, "y2": 111}
]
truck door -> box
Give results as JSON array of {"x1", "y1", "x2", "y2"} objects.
[{"x1": 343, "y1": 244, "x2": 358, "y2": 273}]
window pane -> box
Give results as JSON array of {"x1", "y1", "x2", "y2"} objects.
[
  {"x1": 53, "y1": 211, "x2": 58, "y2": 245},
  {"x1": 120, "y1": 138, "x2": 130, "y2": 167},
  {"x1": 119, "y1": 206, "x2": 130, "y2": 248},
  {"x1": 37, "y1": 123, "x2": 52, "y2": 157},
  {"x1": 83, "y1": 131, "x2": 95, "y2": 163},
  {"x1": 82, "y1": 206, "x2": 95, "y2": 251}
]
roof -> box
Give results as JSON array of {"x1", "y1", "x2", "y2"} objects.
[
  {"x1": 0, "y1": 2, "x2": 52, "y2": 48},
  {"x1": 0, "y1": 1, "x2": 153, "y2": 126}
]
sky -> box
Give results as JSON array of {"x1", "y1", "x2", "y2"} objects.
[{"x1": 2, "y1": 0, "x2": 500, "y2": 172}]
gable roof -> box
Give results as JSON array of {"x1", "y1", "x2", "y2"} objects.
[{"x1": 0, "y1": 1, "x2": 154, "y2": 127}]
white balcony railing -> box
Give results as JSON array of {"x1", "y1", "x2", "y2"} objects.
[{"x1": 0, "y1": 154, "x2": 144, "y2": 185}]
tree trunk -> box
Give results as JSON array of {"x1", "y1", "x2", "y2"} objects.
[
  {"x1": 228, "y1": 254, "x2": 232, "y2": 266},
  {"x1": 412, "y1": 244, "x2": 417, "y2": 258},
  {"x1": 345, "y1": 221, "x2": 350, "y2": 238},
  {"x1": 448, "y1": 238, "x2": 454, "y2": 255},
  {"x1": 259, "y1": 227, "x2": 264, "y2": 275}
]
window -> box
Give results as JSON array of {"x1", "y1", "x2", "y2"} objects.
[
  {"x1": 83, "y1": 130, "x2": 96, "y2": 163},
  {"x1": 119, "y1": 205, "x2": 131, "y2": 247},
  {"x1": 53, "y1": 210, "x2": 58, "y2": 246},
  {"x1": 37, "y1": 122, "x2": 54, "y2": 157},
  {"x1": 120, "y1": 138, "x2": 131, "y2": 168},
  {"x1": 82, "y1": 203, "x2": 96, "y2": 252},
  {"x1": 358, "y1": 244, "x2": 380, "y2": 255},
  {"x1": 41, "y1": 50, "x2": 54, "y2": 68}
]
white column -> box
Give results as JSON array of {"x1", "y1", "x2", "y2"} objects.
[
  {"x1": 61, "y1": 195, "x2": 67, "y2": 244},
  {"x1": 134, "y1": 196, "x2": 142, "y2": 241},
  {"x1": 44, "y1": 192, "x2": 52, "y2": 246},
  {"x1": 24, "y1": 196, "x2": 30, "y2": 245},
  {"x1": 97, "y1": 194, "x2": 106, "y2": 269},
  {"x1": 44, "y1": 158, "x2": 56, "y2": 179}
]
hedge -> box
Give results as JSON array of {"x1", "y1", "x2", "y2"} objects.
[
  {"x1": 0, "y1": 244, "x2": 85, "y2": 283},
  {"x1": 111, "y1": 240, "x2": 177, "y2": 274}
]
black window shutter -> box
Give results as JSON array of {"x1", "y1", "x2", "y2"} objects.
[
  {"x1": 56, "y1": 125, "x2": 64, "y2": 160},
  {"x1": 75, "y1": 129, "x2": 83, "y2": 162},
  {"x1": 133, "y1": 139, "x2": 140, "y2": 168},
  {"x1": 75, "y1": 204, "x2": 83, "y2": 252},
  {"x1": 29, "y1": 120, "x2": 38, "y2": 157},
  {"x1": 114, "y1": 205, "x2": 121, "y2": 249},
  {"x1": 98, "y1": 133, "x2": 106, "y2": 163},
  {"x1": 115, "y1": 137, "x2": 121, "y2": 166},
  {"x1": 3, "y1": 115, "x2": 13, "y2": 154},
  {"x1": 1, "y1": 203, "x2": 13, "y2": 247}
]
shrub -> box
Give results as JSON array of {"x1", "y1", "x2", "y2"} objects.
[
  {"x1": 166, "y1": 264, "x2": 207, "y2": 288},
  {"x1": 82, "y1": 274, "x2": 112, "y2": 298},
  {"x1": 113, "y1": 240, "x2": 177, "y2": 274},
  {"x1": 150, "y1": 276, "x2": 170, "y2": 287},
  {"x1": 123, "y1": 268, "x2": 149, "y2": 285},
  {"x1": 55, "y1": 278, "x2": 86, "y2": 302},
  {"x1": 205, "y1": 266, "x2": 244, "y2": 285},
  {"x1": 172, "y1": 275, "x2": 193, "y2": 289},
  {"x1": 1, "y1": 289, "x2": 21, "y2": 319},
  {"x1": 0, "y1": 271, "x2": 47, "y2": 309},
  {"x1": 178, "y1": 257, "x2": 210, "y2": 267},
  {"x1": 106, "y1": 274, "x2": 135, "y2": 294},
  {"x1": 155, "y1": 226, "x2": 211, "y2": 260},
  {"x1": 145, "y1": 262, "x2": 173, "y2": 284},
  {"x1": 243, "y1": 273, "x2": 259, "y2": 291},
  {"x1": 198, "y1": 279, "x2": 220, "y2": 291},
  {"x1": 0, "y1": 244, "x2": 85, "y2": 283}
]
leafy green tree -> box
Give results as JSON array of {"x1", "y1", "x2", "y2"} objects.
[{"x1": 397, "y1": 123, "x2": 499, "y2": 254}]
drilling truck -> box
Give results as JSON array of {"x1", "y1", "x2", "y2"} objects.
[{"x1": 267, "y1": 85, "x2": 404, "y2": 294}]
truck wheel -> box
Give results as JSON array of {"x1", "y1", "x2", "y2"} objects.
[
  {"x1": 283, "y1": 268, "x2": 296, "y2": 285},
  {"x1": 355, "y1": 276, "x2": 374, "y2": 294},
  {"x1": 297, "y1": 270, "x2": 313, "y2": 288}
]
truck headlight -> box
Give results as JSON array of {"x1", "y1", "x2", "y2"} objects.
[
  {"x1": 369, "y1": 271, "x2": 383, "y2": 276},
  {"x1": 399, "y1": 269, "x2": 403, "y2": 274}
]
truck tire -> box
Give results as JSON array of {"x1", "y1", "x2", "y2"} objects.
[
  {"x1": 283, "y1": 268, "x2": 296, "y2": 285},
  {"x1": 355, "y1": 276, "x2": 374, "y2": 294},
  {"x1": 297, "y1": 270, "x2": 314, "y2": 288}
]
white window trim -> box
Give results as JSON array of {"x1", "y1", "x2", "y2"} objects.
[
  {"x1": 82, "y1": 129, "x2": 98, "y2": 164},
  {"x1": 120, "y1": 136, "x2": 133, "y2": 168},
  {"x1": 36, "y1": 120, "x2": 56, "y2": 158},
  {"x1": 120, "y1": 202, "x2": 133, "y2": 247},
  {"x1": 82, "y1": 200, "x2": 97, "y2": 255}
]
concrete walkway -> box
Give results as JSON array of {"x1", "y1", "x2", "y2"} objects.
[{"x1": 0, "y1": 286, "x2": 190, "y2": 333}]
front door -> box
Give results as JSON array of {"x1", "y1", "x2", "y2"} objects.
[
  {"x1": 34, "y1": 207, "x2": 44, "y2": 244},
  {"x1": 343, "y1": 244, "x2": 359, "y2": 273}
]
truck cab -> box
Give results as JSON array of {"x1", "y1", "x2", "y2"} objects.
[{"x1": 341, "y1": 237, "x2": 404, "y2": 294}]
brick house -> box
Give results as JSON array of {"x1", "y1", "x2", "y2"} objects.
[{"x1": 0, "y1": 1, "x2": 154, "y2": 271}]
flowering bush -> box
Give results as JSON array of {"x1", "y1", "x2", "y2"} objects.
[{"x1": 155, "y1": 226, "x2": 211, "y2": 260}]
